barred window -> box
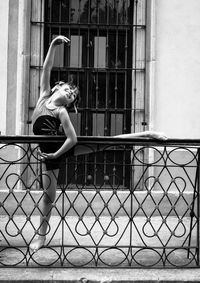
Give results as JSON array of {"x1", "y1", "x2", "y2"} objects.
[{"x1": 29, "y1": 0, "x2": 147, "y2": 188}]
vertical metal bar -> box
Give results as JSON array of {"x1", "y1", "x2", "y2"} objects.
[
  {"x1": 95, "y1": 0, "x2": 99, "y2": 134},
  {"x1": 39, "y1": 0, "x2": 44, "y2": 187},
  {"x1": 105, "y1": 0, "x2": 109, "y2": 137},
  {"x1": 112, "y1": 0, "x2": 119, "y2": 187},
  {"x1": 87, "y1": 0, "x2": 90, "y2": 69},
  {"x1": 49, "y1": 0, "x2": 52, "y2": 43},
  {"x1": 143, "y1": 0, "x2": 147, "y2": 131},
  {"x1": 39, "y1": 0, "x2": 43, "y2": 88},
  {"x1": 124, "y1": 2, "x2": 128, "y2": 119},
  {"x1": 133, "y1": 0, "x2": 138, "y2": 134},
  {"x1": 59, "y1": 0, "x2": 61, "y2": 34},
  {"x1": 197, "y1": 148, "x2": 200, "y2": 265},
  {"x1": 61, "y1": 173, "x2": 65, "y2": 266},
  {"x1": 85, "y1": 0, "x2": 89, "y2": 136},
  {"x1": 29, "y1": 0, "x2": 33, "y2": 135},
  {"x1": 68, "y1": 0, "x2": 71, "y2": 87},
  {"x1": 96, "y1": 0, "x2": 100, "y2": 184},
  {"x1": 78, "y1": 0, "x2": 81, "y2": 72},
  {"x1": 122, "y1": 0, "x2": 128, "y2": 188},
  {"x1": 84, "y1": 0, "x2": 89, "y2": 136},
  {"x1": 187, "y1": 148, "x2": 200, "y2": 264},
  {"x1": 60, "y1": 1, "x2": 64, "y2": 252},
  {"x1": 84, "y1": 0, "x2": 91, "y2": 185},
  {"x1": 129, "y1": 0, "x2": 135, "y2": 265},
  {"x1": 187, "y1": 149, "x2": 199, "y2": 259},
  {"x1": 114, "y1": 0, "x2": 119, "y2": 125}
]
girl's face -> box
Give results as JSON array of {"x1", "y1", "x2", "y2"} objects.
[{"x1": 58, "y1": 84, "x2": 77, "y2": 107}]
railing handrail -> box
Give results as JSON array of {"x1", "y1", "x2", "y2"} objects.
[{"x1": 1, "y1": 135, "x2": 200, "y2": 147}]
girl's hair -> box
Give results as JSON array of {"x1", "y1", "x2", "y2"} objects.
[{"x1": 52, "y1": 81, "x2": 80, "y2": 113}]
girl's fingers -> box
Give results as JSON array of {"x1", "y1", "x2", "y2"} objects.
[
  {"x1": 38, "y1": 150, "x2": 46, "y2": 158},
  {"x1": 63, "y1": 37, "x2": 70, "y2": 43},
  {"x1": 40, "y1": 153, "x2": 47, "y2": 158}
]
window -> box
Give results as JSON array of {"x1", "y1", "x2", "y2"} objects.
[{"x1": 29, "y1": 0, "x2": 147, "y2": 188}]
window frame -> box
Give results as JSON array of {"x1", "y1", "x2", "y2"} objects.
[{"x1": 28, "y1": 0, "x2": 152, "y2": 189}]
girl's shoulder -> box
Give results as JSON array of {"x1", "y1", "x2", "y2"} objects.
[
  {"x1": 58, "y1": 106, "x2": 70, "y2": 119},
  {"x1": 58, "y1": 106, "x2": 68, "y2": 115}
]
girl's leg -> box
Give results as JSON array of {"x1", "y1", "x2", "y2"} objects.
[
  {"x1": 73, "y1": 131, "x2": 167, "y2": 157},
  {"x1": 30, "y1": 168, "x2": 59, "y2": 251},
  {"x1": 73, "y1": 144, "x2": 99, "y2": 156},
  {"x1": 114, "y1": 131, "x2": 167, "y2": 139}
]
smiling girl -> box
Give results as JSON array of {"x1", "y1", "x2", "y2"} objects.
[{"x1": 30, "y1": 35, "x2": 167, "y2": 252}]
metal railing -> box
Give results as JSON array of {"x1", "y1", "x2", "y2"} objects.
[{"x1": 0, "y1": 136, "x2": 199, "y2": 268}]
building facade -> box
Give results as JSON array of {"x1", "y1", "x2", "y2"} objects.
[
  {"x1": 1, "y1": 0, "x2": 200, "y2": 138},
  {"x1": 1, "y1": 0, "x2": 200, "y2": 189}
]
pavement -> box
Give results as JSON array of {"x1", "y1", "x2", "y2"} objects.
[{"x1": 1, "y1": 267, "x2": 200, "y2": 282}]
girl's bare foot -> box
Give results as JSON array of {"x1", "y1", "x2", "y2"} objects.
[
  {"x1": 30, "y1": 236, "x2": 46, "y2": 252},
  {"x1": 148, "y1": 131, "x2": 168, "y2": 140}
]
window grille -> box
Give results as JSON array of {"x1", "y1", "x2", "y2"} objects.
[{"x1": 29, "y1": 0, "x2": 147, "y2": 189}]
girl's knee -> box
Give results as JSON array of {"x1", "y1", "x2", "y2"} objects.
[{"x1": 43, "y1": 189, "x2": 56, "y2": 205}]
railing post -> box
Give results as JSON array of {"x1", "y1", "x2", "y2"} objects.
[{"x1": 197, "y1": 148, "x2": 200, "y2": 265}]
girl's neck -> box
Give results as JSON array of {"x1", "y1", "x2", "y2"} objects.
[{"x1": 49, "y1": 92, "x2": 64, "y2": 106}]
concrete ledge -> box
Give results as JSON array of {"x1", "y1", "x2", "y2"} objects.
[{"x1": 1, "y1": 268, "x2": 200, "y2": 282}]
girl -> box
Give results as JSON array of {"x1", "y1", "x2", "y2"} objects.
[
  {"x1": 30, "y1": 35, "x2": 79, "y2": 251},
  {"x1": 30, "y1": 35, "x2": 167, "y2": 252}
]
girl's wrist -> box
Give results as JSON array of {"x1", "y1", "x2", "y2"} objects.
[
  {"x1": 50, "y1": 41, "x2": 56, "y2": 47},
  {"x1": 53, "y1": 152, "x2": 59, "y2": 159}
]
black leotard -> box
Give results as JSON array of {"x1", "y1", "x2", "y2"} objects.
[{"x1": 32, "y1": 96, "x2": 75, "y2": 170}]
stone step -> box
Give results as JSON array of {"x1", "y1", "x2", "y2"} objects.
[{"x1": 0, "y1": 268, "x2": 200, "y2": 282}]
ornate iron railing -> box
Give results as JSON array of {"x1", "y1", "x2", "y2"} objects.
[{"x1": 0, "y1": 136, "x2": 199, "y2": 268}]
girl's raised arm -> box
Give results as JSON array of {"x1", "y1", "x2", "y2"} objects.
[{"x1": 40, "y1": 35, "x2": 70, "y2": 96}]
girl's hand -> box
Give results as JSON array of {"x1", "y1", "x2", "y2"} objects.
[
  {"x1": 38, "y1": 150, "x2": 57, "y2": 160},
  {"x1": 52, "y1": 35, "x2": 70, "y2": 45}
]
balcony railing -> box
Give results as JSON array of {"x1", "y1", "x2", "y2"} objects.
[{"x1": 0, "y1": 136, "x2": 199, "y2": 268}]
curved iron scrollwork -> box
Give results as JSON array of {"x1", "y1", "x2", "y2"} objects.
[{"x1": 0, "y1": 136, "x2": 199, "y2": 268}]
